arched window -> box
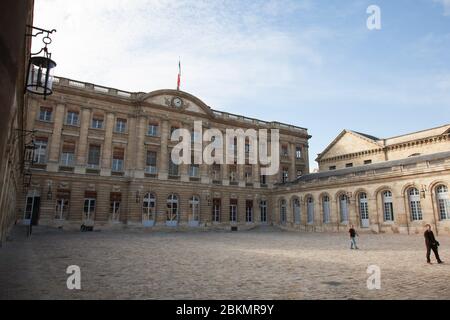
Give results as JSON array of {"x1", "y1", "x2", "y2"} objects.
[
  {"x1": 167, "y1": 194, "x2": 179, "y2": 222},
  {"x1": 382, "y1": 191, "x2": 394, "y2": 221},
  {"x1": 359, "y1": 193, "x2": 369, "y2": 228},
  {"x1": 189, "y1": 196, "x2": 200, "y2": 222},
  {"x1": 293, "y1": 198, "x2": 301, "y2": 224},
  {"x1": 436, "y1": 185, "x2": 449, "y2": 220},
  {"x1": 280, "y1": 199, "x2": 287, "y2": 224},
  {"x1": 408, "y1": 188, "x2": 423, "y2": 221},
  {"x1": 307, "y1": 196, "x2": 314, "y2": 224},
  {"x1": 322, "y1": 195, "x2": 330, "y2": 224},
  {"x1": 339, "y1": 194, "x2": 349, "y2": 223},
  {"x1": 142, "y1": 193, "x2": 156, "y2": 221}
]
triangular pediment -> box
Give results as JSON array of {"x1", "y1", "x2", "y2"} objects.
[
  {"x1": 317, "y1": 130, "x2": 381, "y2": 161},
  {"x1": 141, "y1": 89, "x2": 213, "y2": 116}
]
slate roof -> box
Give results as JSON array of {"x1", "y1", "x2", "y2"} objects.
[{"x1": 282, "y1": 151, "x2": 450, "y2": 186}]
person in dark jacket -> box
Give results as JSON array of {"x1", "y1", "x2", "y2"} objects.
[
  {"x1": 424, "y1": 224, "x2": 443, "y2": 264},
  {"x1": 349, "y1": 224, "x2": 359, "y2": 250}
]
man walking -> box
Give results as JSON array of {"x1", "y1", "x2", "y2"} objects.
[
  {"x1": 424, "y1": 224, "x2": 443, "y2": 264},
  {"x1": 349, "y1": 224, "x2": 359, "y2": 250}
]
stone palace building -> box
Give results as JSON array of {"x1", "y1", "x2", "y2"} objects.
[{"x1": 16, "y1": 76, "x2": 450, "y2": 235}]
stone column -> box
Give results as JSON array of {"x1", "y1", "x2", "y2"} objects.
[
  {"x1": 126, "y1": 117, "x2": 137, "y2": 174},
  {"x1": 238, "y1": 165, "x2": 245, "y2": 187},
  {"x1": 95, "y1": 183, "x2": 110, "y2": 222},
  {"x1": 69, "y1": 181, "x2": 85, "y2": 222},
  {"x1": 238, "y1": 196, "x2": 246, "y2": 224},
  {"x1": 222, "y1": 164, "x2": 229, "y2": 186},
  {"x1": 290, "y1": 143, "x2": 296, "y2": 181},
  {"x1": 222, "y1": 194, "x2": 230, "y2": 224},
  {"x1": 100, "y1": 113, "x2": 115, "y2": 176},
  {"x1": 26, "y1": 99, "x2": 38, "y2": 131},
  {"x1": 200, "y1": 163, "x2": 210, "y2": 184},
  {"x1": 134, "y1": 117, "x2": 146, "y2": 178},
  {"x1": 368, "y1": 195, "x2": 379, "y2": 233},
  {"x1": 47, "y1": 103, "x2": 65, "y2": 172},
  {"x1": 304, "y1": 143, "x2": 310, "y2": 174},
  {"x1": 75, "y1": 108, "x2": 91, "y2": 174},
  {"x1": 349, "y1": 196, "x2": 358, "y2": 228},
  {"x1": 158, "y1": 120, "x2": 169, "y2": 180},
  {"x1": 252, "y1": 164, "x2": 260, "y2": 188}
]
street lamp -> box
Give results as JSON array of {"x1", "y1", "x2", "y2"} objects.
[{"x1": 25, "y1": 25, "x2": 57, "y2": 99}]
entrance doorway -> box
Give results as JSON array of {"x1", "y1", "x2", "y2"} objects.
[{"x1": 24, "y1": 191, "x2": 41, "y2": 226}]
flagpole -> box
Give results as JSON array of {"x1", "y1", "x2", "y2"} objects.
[{"x1": 177, "y1": 57, "x2": 181, "y2": 91}]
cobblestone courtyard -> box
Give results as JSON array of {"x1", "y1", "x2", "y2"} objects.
[{"x1": 0, "y1": 227, "x2": 449, "y2": 300}]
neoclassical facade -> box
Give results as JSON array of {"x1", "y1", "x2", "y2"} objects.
[
  {"x1": 16, "y1": 76, "x2": 450, "y2": 235},
  {"x1": 17, "y1": 76, "x2": 310, "y2": 230}
]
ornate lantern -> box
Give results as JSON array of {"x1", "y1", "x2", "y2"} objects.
[{"x1": 25, "y1": 26, "x2": 57, "y2": 99}]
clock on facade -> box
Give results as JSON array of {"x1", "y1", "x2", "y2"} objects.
[{"x1": 171, "y1": 97, "x2": 183, "y2": 108}]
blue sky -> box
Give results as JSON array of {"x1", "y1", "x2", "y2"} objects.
[{"x1": 33, "y1": 0, "x2": 450, "y2": 170}]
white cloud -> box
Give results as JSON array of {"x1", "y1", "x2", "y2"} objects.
[{"x1": 32, "y1": 0, "x2": 326, "y2": 107}]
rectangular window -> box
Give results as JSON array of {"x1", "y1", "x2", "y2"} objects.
[
  {"x1": 87, "y1": 145, "x2": 101, "y2": 168},
  {"x1": 60, "y1": 141, "x2": 75, "y2": 166},
  {"x1": 189, "y1": 164, "x2": 199, "y2": 177},
  {"x1": 55, "y1": 190, "x2": 70, "y2": 220},
  {"x1": 230, "y1": 199, "x2": 238, "y2": 222},
  {"x1": 115, "y1": 118, "x2": 127, "y2": 133},
  {"x1": 245, "y1": 165, "x2": 252, "y2": 183},
  {"x1": 329, "y1": 166, "x2": 336, "y2": 170},
  {"x1": 245, "y1": 142, "x2": 250, "y2": 154},
  {"x1": 281, "y1": 145, "x2": 289, "y2": 157},
  {"x1": 92, "y1": 116, "x2": 104, "y2": 129},
  {"x1": 112, "y1": 148, "x2": 124, "y2": 172},
  {"x1": 169, "y1": 158, "x2": 179, "y2": 176},
  {"x1": 212, "y1": 198, "x2": 221, "y2": 222},
  {"x1": 364, "y1": 160, "x2": 372, "y2": 165},
  {"x1": 170, "y1": 126, "x2": 179, "y2": 136},
  {"x1": 39, "y1": 107, "x2": 52, "y2": 121},
  {"x1": 260, "y1": 174, "x2": 267, "y2": 185},
  {"x1": 246, "y1": 200, "x2": 253, "y2": 223},
  {"x1": 110, "y1": 193, "x2": 121, "y2": 222},
  {"x1": 66, "y1": 111, "x2": 79, "y2": 125},
  {"x1": 346, "y1": 163, "x2": 353, "y2": 168},
  {"x1": 145, "y1": 151, "x2": 157, "y2": 174},
  {"x1": 83, "y1": 198, "x2": 96, "y2": 221},
  {"x1": 147, "y1": 123, "x2": 159, "y2": 136},
  {"x1": 212, "y1": 164, "x2": 221, "y2": 181},
  {"x1": 229, "y1": 165, "x2": 237, "y2": 182},
  {"x1": 34, "y1": 138, "x2": 48, "y2": 164},
  {"x1": 282, "y1": 168, "x2": 289, "y2": 183},
  {"x1": 260, "y1": 200, "x2": 267, "y2": 223},
  {"x1": 296, "y1": 146, "x2": 302, "y2": 159}
]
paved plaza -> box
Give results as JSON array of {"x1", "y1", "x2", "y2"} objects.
[{"x1": 0, "y1": 226, "x2": 449, "y2": 300}]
